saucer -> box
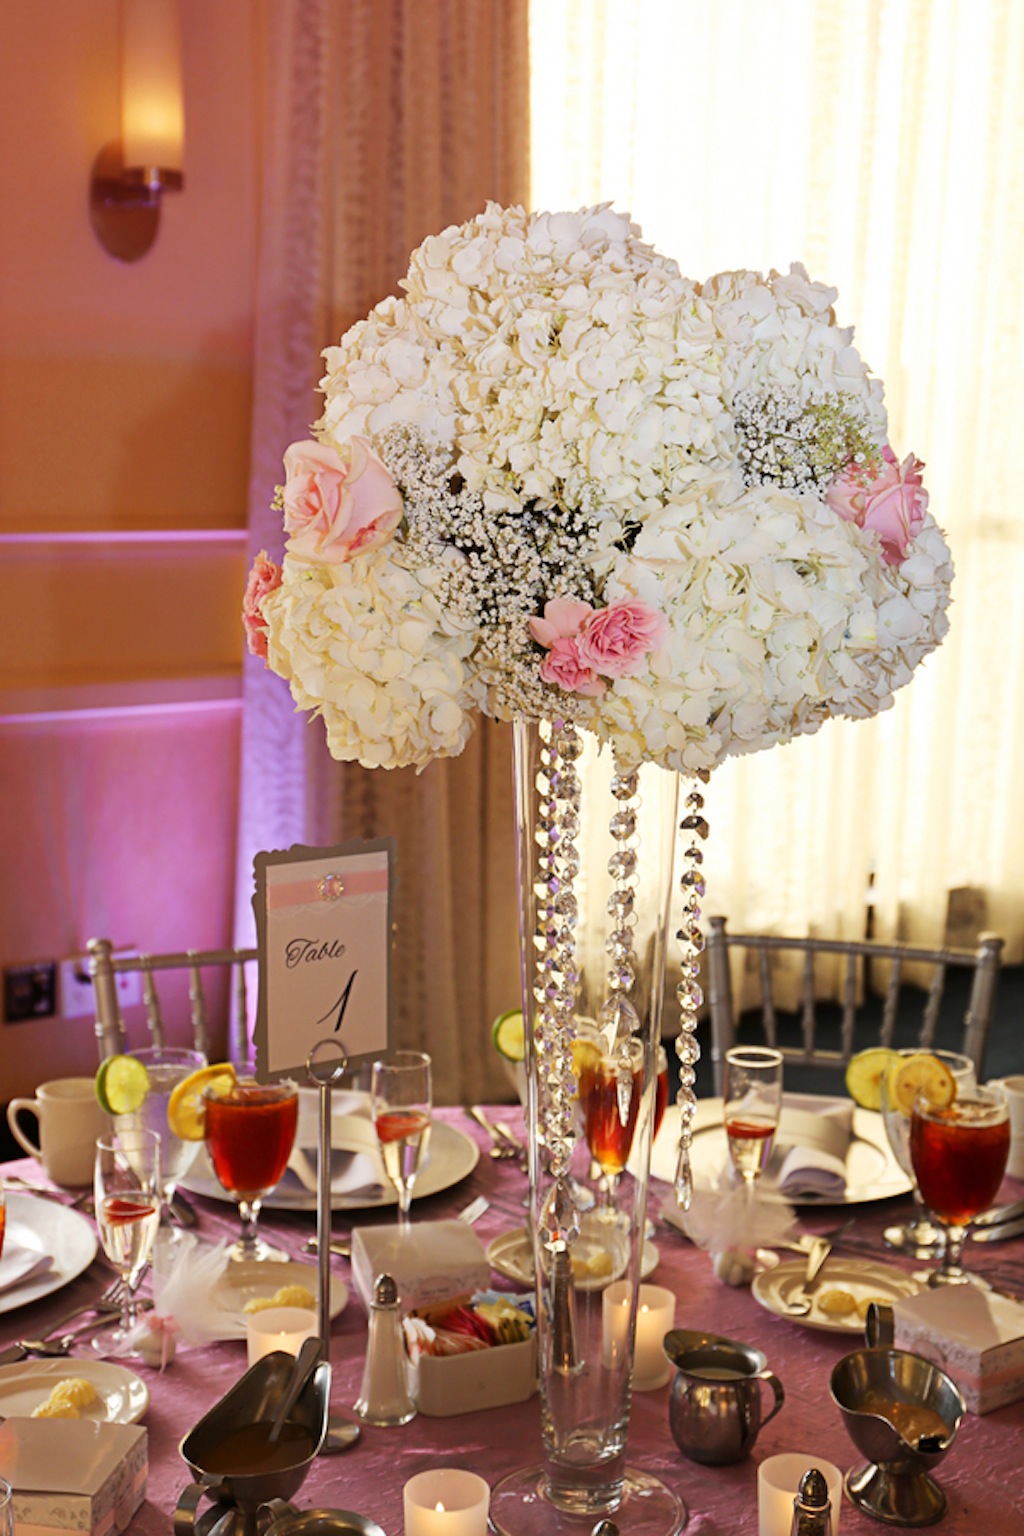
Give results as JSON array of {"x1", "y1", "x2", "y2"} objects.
[{"x1": 752, "y1": 1257, "x2": 921, "y2": 1333}]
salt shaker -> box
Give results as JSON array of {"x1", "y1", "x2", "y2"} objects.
[
  {"x1": 788, "y1": 1468, "x2": 833, "y2": 1536},
  {"x1": 353, "y1": 1273, "x2": 416, "y2": 1426}
]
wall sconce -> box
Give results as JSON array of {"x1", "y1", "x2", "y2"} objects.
[{"x1": 90, "y1": 0, "x2": 184, "y2": 263}]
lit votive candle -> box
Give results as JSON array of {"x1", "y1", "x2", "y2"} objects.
[
  {"x1": 758, "y1": 1453, "x2": 843, "y2": 1536},
  {"x1": 632, "y1": 1284, "x2": 675, "y2": 1390},
  {"x1": 403, "y1": 1470, "x2": 490, "y2": 1536},
  {"x1": 246, "y1": 1305, "x2": 318, "y2": 1367}
]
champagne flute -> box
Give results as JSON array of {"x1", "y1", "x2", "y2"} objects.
[
  {"x1": 371, "y1": 1051, "x2": 432, "y2": 1229},
  {"x1": 723, "y1": 1045, "x2": 784, "y2": 1199},
  {"x1": 92, "y1": 1129, "x2": 161, "y2": 1357},
  {"x1": 910, "y1": 1082, "x2": 1010, "y2": 1286},
  {"x1": 881, "y1": 1048, "x2": 976, "y2": 1258},
  {"x1": 203, "y1": 1077, "x2": 298, "y2": 1261}
]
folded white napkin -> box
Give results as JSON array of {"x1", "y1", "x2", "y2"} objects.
[
  {"x1": 284, "y1": 1112, "x2": 387, "y2": 1198},
  {"x1": 774, "y1": 1098, "x2": 854, "y2": 1198},
  {"x1": 0, "y1": 1239, "x2": 53, "y2": 1293}
]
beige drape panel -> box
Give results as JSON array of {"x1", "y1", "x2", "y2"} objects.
[
  {"x1": 532, "y1": 0, "x2": 1024, "y2": 976},
  {"x1": 237, "y1": 0, "x2": 529, "y2": 1103}
]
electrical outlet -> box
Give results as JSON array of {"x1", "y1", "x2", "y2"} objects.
[
  {"x1": 3, "y1": 960, "x2": 57, "y2": 1022},
  {"x1": 59, "y1": 956, "x2": 142, "y2": 1019}
]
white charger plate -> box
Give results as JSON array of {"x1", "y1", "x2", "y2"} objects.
[
  {"x1": 210, "y1": 1259, "x2": 348, "y2": 1341},
  {"x1": 751, "y1": 1256, "x2": 921, "y2": 1333},
  {"x1": 488, "y1": 1224, "x2": 659, "y2": 1291},
  {"x1": 650, "y1": 1095, "x2": 912, "y2": 1206},
  {"x1": 0, "y1": 1358, "x2": 148, "y2": 1423},
  {"x1": 181, "y1": 1119, "x2": 479, "y2": 1212},
  {"x1": 0, "y1": 1195, "x2": 97, "y2": 1316}
]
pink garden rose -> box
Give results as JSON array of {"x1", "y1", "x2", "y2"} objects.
[
  {"x1": 529, "y1": 596, "x2": 665, "y2": 695},
  {"x1": 827, "y1": 446, "x2": 928, "y2": 566},
  {"x1": 242, "y1": 550, "x2": 283, "y2": 660},
  {"x1": 576, "y1": 601, "x2": 669, "y2": 677},
  {"x1": 282, "y1": 436, "x2": 403, "y2": 563}
]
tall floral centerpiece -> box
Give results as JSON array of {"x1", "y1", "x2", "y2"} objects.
[{"x1": 245, "y1": 204, "x2": 952, "y2": 1532}]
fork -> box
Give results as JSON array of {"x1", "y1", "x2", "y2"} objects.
[
  {"x1": 468, "y1": 1106, "x2": 520, "y2": 1160},
  {"x1": 304, "y1": 1194, "x2": 490, "y2": 1260}
]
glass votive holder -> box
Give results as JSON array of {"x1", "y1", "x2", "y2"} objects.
[
  {"x1": 246, "y1": 1306, "x2": 319, "y2": 1367},
  {"x1": 633, "y1": 1283, "x2": 675, "y2": 1390},
  {"x1": 758, "y1": 1453, "x2": 843, "y2": 1536},
  {"x1": 403, "y1": 1469, "x2": 490, "y2": 1535}
]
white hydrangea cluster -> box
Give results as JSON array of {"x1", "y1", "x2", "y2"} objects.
[{"x1": 256, "y1": 203, "x2": 953, "y2": 773}]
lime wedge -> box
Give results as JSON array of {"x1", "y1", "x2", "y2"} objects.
[
  {"x1": 95, "y1": 1054, "x2": 151, "y2": 1116},
  {"x1": 492, "y1": 1008, "x2": 525, "y2": 1063},
  {"x1": 167, "y1": 1063, "x2": 237, "y2": 1141},
  {"x1": 844, "y1": 1047, "x2": 900, "y2": 1111}
]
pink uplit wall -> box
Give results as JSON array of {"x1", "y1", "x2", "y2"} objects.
[{"x1": 0, "y1": 0, "x2": 261, "y2": 1097}]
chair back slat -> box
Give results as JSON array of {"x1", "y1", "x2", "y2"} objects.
[
  {"x1": 921, "y1": 966, "x2": 946, "y2": 1048},
  {"x1": 800, "y1": 949, "x2": 816, "y2": 1056},
  {"x1": 141, "y1": 957, "x2": 165, "y2": 1049},
  {"x1": 232, "y1": 960, "x2": 250, "y2": 1066},
  {"x1": 87, "y1": 938, "x2": 258, "y2": 1064},
  {"x1": 840, "y1": 953, "x2": 858, "y2": 1058},
  {"x1": 879, "y1": 957, "x2": 902, "y2": 1048},
  {"x1": 759, "y1": 944, "x2": 777, "y2": 1046},
  {"x1": 188, "y1": 956, "x2": 208, "y2": 1060}
]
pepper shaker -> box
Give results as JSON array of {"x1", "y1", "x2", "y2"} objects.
[
  {"x1": 353, "y1": 1272, "x2": 416, "y2": 1426},
  {"x1": 788, "y1": 1467, "x2": 833, "y2": 1536}
]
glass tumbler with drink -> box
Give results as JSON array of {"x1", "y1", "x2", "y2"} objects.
[
  {"x1": 115, "y1": 1046, "x2": 207, "y2": 1216},
  {"x1": 723, "y1": 1045, "x2": 784, "y2": 1200},
  {"x1": 880, "y1": 1049, "x2": 976, "y2": 1258},
  {"x1": 910, "y1": 1081, "x2": 1009, "y2": 1286},
  {"x1": 203, "y1": 1077, "x2": 299, "y2": 1261},
  {"x1": 93, "y1": 1128, "x2": 161, "y2": 1356},
  {"x1": 371, "y1": 1051, "x2": 432, "y2": 1229}
]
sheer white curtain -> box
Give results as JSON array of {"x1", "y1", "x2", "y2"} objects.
[{"x1": 531, "y1": 0, "x2": 1024, "y2": 967}]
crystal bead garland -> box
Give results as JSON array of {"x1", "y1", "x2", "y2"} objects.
[
  {"x1": 674, "y1": 770, "x2": 710, "y2": 1210},
  {"x1": 532, "y1": 718, "x2": 583, "y2": 1245},
  {"x1": 602, "y1": 763, "x2": 642, "y2": 1124}
]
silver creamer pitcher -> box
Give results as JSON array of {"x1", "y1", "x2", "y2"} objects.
[{"x1": 664, "y1": 1329, "x2": 785, "y2": 1465}]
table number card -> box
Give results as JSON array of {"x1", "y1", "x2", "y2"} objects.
[{"x1": 252, "y1": 837, "x2": 394, "y2": 1080}]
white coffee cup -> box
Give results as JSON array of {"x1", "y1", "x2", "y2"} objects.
[
  {"x1": 990, "y1": 1076, "x2": 1024, "y2": 1179},
  {"x1": 7, "y1": 1078, "x2": 109, "y2": 1186}
]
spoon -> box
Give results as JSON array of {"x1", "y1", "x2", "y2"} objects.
[
  {"x1": 783, "y1": 1235, "x2": 831, "y2": 1316},
  {"x1": 267, "y1": 1336, "x2": 323, "y2": 1444}
]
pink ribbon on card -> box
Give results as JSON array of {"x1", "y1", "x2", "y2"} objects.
[{"x1": 266, "y1": 867, "x2": 388, "y2": 910}]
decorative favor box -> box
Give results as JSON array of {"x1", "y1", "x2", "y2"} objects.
[
  {"x1": 893, "y1": 1284, "x2": 1024, "y2": 1414},
  {"x1": 351, "y1": 1219, "x2": 491, "y2": 1312},
  {"x1": 0, "y1": 1418, "x2": 147, "y2": 1535},
  {"x1": 410, "y1": 1331, "x2": 537, "y2": 1417}
]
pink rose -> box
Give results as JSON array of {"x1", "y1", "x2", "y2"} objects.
[
  {"x1": 576, "y1": 601, "x2": 668, "y2": 677},
  {"x1": 827, "y1": 446, "x2": 928, "y2": 566},
  {"x1": 282, "y1": 437, "x2": 403, "y2": 563},
  {"x1": 242, "y1": 550, "x2": 283, "y2": 660},
  {"x1": 528, "y1": 597, "x2": 595, "y2": 648},
  {"x1": 538, "y1": 637, "x2": 607, "y2": 697}
]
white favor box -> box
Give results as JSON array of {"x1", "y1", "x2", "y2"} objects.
[
  {"x1": 351, "y1": 1219, "x2": 491, "y2": 1312},
  {"x1": 893, "y1": 1284, "x2": 1024, "y2": 1413},
  {"x1": 0, "y1": 1418, "x2": 147, "y2": 1535},
  {"x1": 411, "y1": 1332, "x2": 538, "y2": 1416}
]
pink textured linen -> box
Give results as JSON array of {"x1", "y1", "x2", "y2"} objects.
[{"x1": 2, "y1": 1113, "x2": 1023, "y2": 1534}]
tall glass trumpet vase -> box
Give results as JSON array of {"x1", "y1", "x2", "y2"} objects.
[{"x1": 490, "y1": 719, "x2": 685, "y2": 1536}]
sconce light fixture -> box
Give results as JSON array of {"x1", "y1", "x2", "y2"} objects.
[{"x1": 90, "y1": 0, "x2": 185, "y2": 263}]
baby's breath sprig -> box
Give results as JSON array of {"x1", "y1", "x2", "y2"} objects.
[{"x1": 734, "y1": 387, "x2": 880, "y2": 492}]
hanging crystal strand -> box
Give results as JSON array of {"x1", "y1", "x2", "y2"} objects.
[
  {"x1": 674, "y1": 769, "x2": 710, "y2": 1209},
  {"x1": 532, "y1": 718, "x2": 583, "y2": 1245},
  {"x1": 601, "y1": 760, "x2": 642, "y2": 1123}
]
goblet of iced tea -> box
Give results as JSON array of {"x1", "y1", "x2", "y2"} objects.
[
  {"x1": 203, "y1": 1078, "x2": 298, "y2": 1261},
  {"x1": 910, "y1": 1082, "x2": 1009, "y2": 1286},
  {"x1": 723, "y1": 1045, "x2": 784, "y2": 1200},
  {"x1": 578, "y1": 1035, "x2": 645, "y2": 1207}
]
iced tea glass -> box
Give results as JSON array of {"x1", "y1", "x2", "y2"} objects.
[
  {"x1": 881, "y1": 1048, "x2": 975, "y2": 1258},
  {"x1": 578, "y1": 1035, "x2": 644, "y2": 1210},
  {"x1": 910, "y1": 1082, "x2": 1010, "y2": 1286},
  {"x1": 203, "y1": 1078, "x2": 298, "y2": 1261},
  {"x1": 723, "y1": 1045, "x2": 784, "y2": 1200}
]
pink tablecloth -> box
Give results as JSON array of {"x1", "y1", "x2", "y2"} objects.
[{"x1": 2, "y1": 1108, "x2": 1023, "y2": 1534}]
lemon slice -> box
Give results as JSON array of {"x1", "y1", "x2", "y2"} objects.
[
  {"x1": 492, "y1": 1008, "x2": 525, "y2": 1063},
  {"x1": 167, "y1": 1062, "x2": 237, "y2": 1141},
  {"x1": 571, "y1": 1034, "x2": 603, "y2": 1081},
  {"x1": 887, "y1": 1052, "x2": 957, "y2": 1118},
  {"x1": 844, "y1": 1047, "x2": 900, "y2": 1111},
  {"x1": 95, "y1": 1054, "x2": 151, "y2": 1116}
]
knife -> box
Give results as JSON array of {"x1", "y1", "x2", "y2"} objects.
[
  {"x1": 972, "y1": 1196, "x2": 1024, "y2": 1229},
  {"x1": 970, "y1": 1214, "x2": 1024, "y2": 1244}
]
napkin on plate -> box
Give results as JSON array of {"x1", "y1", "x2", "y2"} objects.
[
  {"x1": 284, "y1": 1112, "x2": 386, "y2": 1199},
  {"x1": 0, "y1": 1239, "x2": 53, "y2": 1293},
  {"x1": 774, "y1": 1098, "x2": 854, "y2": 1198}
]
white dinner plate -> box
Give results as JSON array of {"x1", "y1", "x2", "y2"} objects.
[
  {"x1": 751, "y1": 1256, "x2": 921, "y2": 1333},
  {"x1": 0, "y1": 1358, "x2": 148, "y2": 1424},
  {"x1": 180, "y1": 1118, "x2": 479, "y2": 1212},
  {"x1": 487, "y1": 1222, "x2": 659, "y2": 1291},
  {"x1": 210, "y1": 1259, "x2": 349, "y2": 1341},
  {"x1": 650, "y1": 1096, "x2": 912, "y2": 1206},
  {"x1": 0, "y1": 1195, "x2": 98, "y2": 1316}
]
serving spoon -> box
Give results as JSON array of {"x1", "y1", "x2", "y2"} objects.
[{"x1": 782, "y1": 1235, "x2": 832, "y2": 1316}]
